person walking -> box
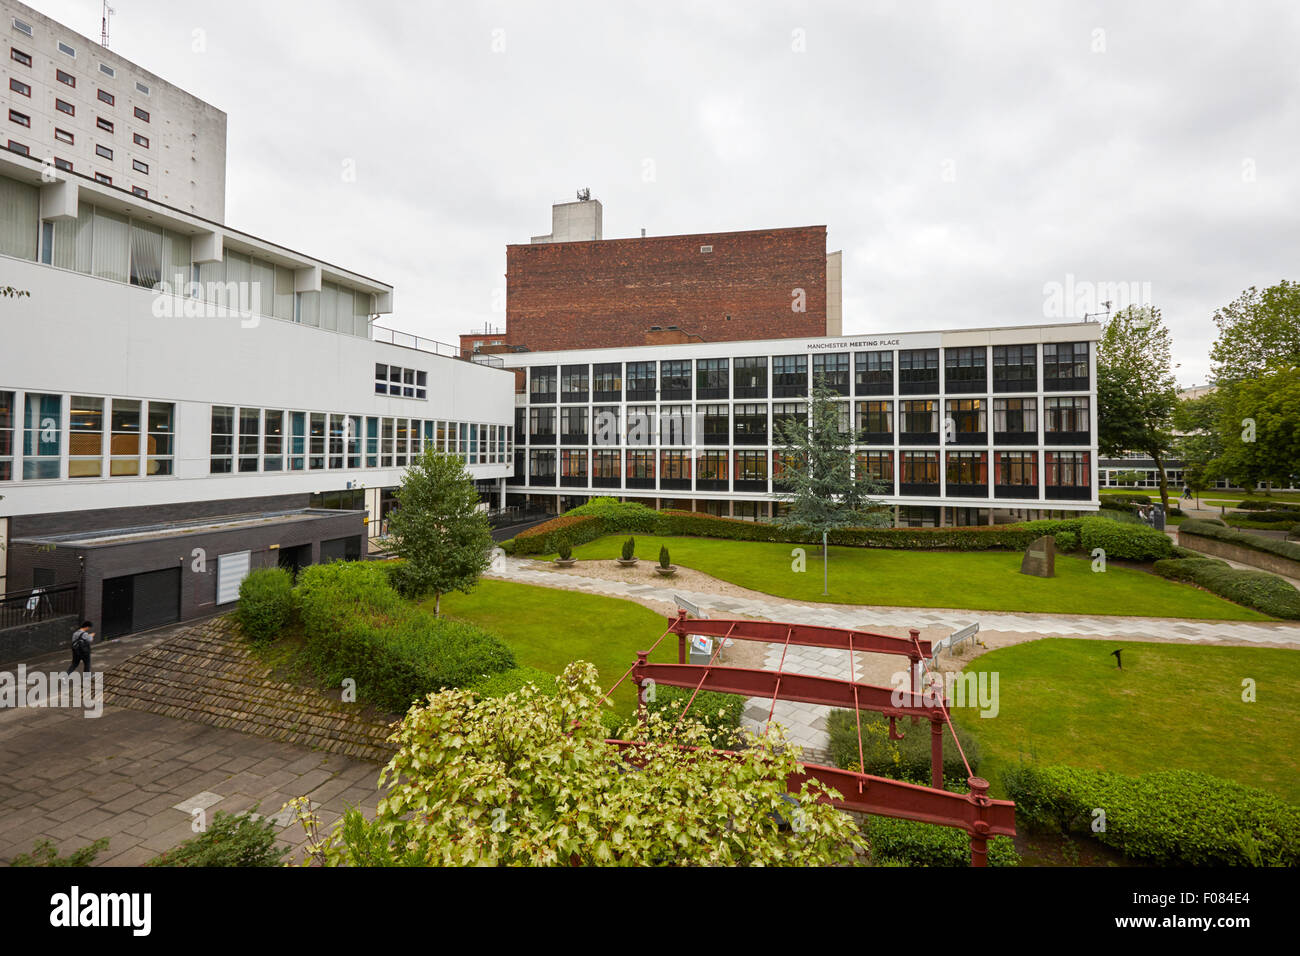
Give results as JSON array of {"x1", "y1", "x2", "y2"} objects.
[{"x1": 67, "y1": 620, "x2": 94, "y2": 674}]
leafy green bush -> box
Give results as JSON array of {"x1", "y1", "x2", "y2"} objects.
[
  {"x1": 1003, "y1": 764, "x2": 1300, "y2": 866},
  {"x1": 296, "y1": 562, "x2": 515, "y2": 712},
  {"x1": 1237, "y1": 498, "x2": 1300, "y2": 512},
  {"x1": 1181, "y1": 518, "x2": 1300, "y2": 563},
  {"x1": 620, "y1": 536, "x2": 636, "y2": 560},
  {"x1": 1020, "y1": 517, "x2": 1173, "y2": 561},
  {"x1": 1102, "y1": 491, "x2": 1153, "y2": 505},
  {"x1": 512, "y1": 515, "x2": 605, "y2": 555},
  {"x1": 567, "y1": 497, "x2": 660, "y2": 532},
  {"x1": 827, "y1": 710, "x2": 980, "y2": 786},
  {"x1": 865, "y1": 815, "x2": 1019, "y2": 867},
  {"x1": 9, "y1": 838, "x2": 109, "y2": 867},
  {"x1": 546, "y1": 536, "x2": 573, "y2": 560},
  {"x1": 147, "y1": 811, "x2": 287, "y2": 867},
  {"x1": 1053, "y1": 530, "x2": 1080, "y2": 552},
  {"x1": 1153, "y1": 557, "x2": 1300, "y2": 619},
  {"x1": 235, "y1": 566, "x2": 295, "y2": 643},
  {"x1": 1226, "y1": 512, "x2": 1300, "y2": 528},
  {"x1": 647, "y1": 685, "x2": 744, "y2": 748},
  {"x1": 469, "y1": 666, "x2": 558, "y2": 699}
]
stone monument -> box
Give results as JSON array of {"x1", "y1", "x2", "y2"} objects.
[{"x1": 1020, "y1": 534, "x2": 1056, "y2": 578}]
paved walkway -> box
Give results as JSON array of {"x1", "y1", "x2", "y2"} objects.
[{"x1": 491, "y1": 556, "x2": 1300, "y2": 759}]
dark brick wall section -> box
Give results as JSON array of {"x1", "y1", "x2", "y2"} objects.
[
  {"x1": 0, "y1": 615, "x2": 81, "y2": 666},
  {"x1": 506, "y1": 225, "x2": 829, "y2": 352}
]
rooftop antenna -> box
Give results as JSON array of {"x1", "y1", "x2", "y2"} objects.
[
  {"x1": 1083, "y1": 300, "x2": 1112, "y2": 322},
  {"x1": 101, "y1": 1, "x2": 115, "y2": 48},
  {"x1": 576, "y1": 187, "x2": 591, "y2": 202}
]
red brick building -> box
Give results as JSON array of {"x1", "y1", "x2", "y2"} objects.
[{"x1": 461, "y1": 199, "x2": 842, "y2": 355}]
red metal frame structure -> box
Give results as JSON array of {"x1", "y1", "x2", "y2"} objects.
[{"x1": 608, "y1": 610, "x2": 1016, "y2": 866}]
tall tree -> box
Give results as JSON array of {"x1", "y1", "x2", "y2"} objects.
[
  {"x1": 1097, "y1": 305, "x2": 1180, "y2": 512},
  {"x1": 1209, "y1": 366, "x2": 1300, "y2": 494},
  {"x1": 773, "y1": 378, "x2": 889, "y2": 593},
  {"x1": 1171, "y1": 391, "x2": 1223, "y2": 504},
  {"x1": 387, "y1": 446, "x2": 493, "y2": 615},
  {"x1": 1209, "y1": 280, "x2": 1300, "y2": 383}
]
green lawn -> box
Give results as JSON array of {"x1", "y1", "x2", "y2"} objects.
[
  {"x1": 435, "y1": 579, "x2": 681, "y2": 715},
  {"x1": 948, "y1": 638, "x2": 1300, "y2": 802},
  {"x1": 556, "y1": 535, "x2": 1271, "y2": 620}
]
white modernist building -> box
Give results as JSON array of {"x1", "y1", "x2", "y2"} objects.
[
  {"x1": 0, "y1": 148, "x2": 515, "y2": 635},
  {"x1": 501, "y1": 323, "x2": 1100, "y2": 526},
  {"x1": 2, "y1": 0, "x2": 227, "y2": 221}
]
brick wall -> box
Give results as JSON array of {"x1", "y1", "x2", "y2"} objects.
[{"x1": 505, "y1": 225, "x2": 829, "y2": 352}]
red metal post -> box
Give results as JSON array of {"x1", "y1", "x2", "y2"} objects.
[
  {"x1": 633, "y1": 650, "x2": 649, "y2": 724},
  {"x1": 909, "y1": 628, "x2": 923, "y2": 727},
  {"x1": 930, "y1": 714, "x2": 945, "y2": 790},
  {"x1": 676, "y1": 609, "x2": 689, "y2": 665},
  {"x1": 968, "y1": 776, "x2": 993, "y2": 867}
]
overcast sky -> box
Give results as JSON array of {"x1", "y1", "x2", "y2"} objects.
[{"x1": 36, "y1": 0, "x2": 1300, "y2": 385}]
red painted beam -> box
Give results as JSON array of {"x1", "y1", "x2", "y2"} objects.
[
  {"x1": 635, "y1": 661, "x2": 939, "y2": 718},
  {"x1": 667, "y1": 615, "x2": 932, "y2": 659}
]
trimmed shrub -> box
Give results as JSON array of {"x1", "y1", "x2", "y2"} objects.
[
  {"x1": 1102, "y1": 492, "x2": 1153, "y2": 505},
  {"x1": 511, "y1": 515, "x2": 605, "y2": 555},
  {"x1": 620, "y1": 536, "x2": 636, "y2": 560},
  {"x1": 865, "y1": 815, "x2": 1019, "y2": 867},
  {"x1": 1181, "y1": 518, "x2": 1300, "y2": 563},
  {"x1": 1153, "y1": 557, "x2": 1300, "y2": 619},
  {"x1": 469, "y1": 666, "x2": 558, "y2": 699},
  {"x1": 659, "y1": 545, "x2": 671, "y2": 568},
  {"x1": 647, "y1": 685, "x2": 744, "y2": 748},
  {"x1": 147, "y1": 811, "x2": 287, "y2": 867},
  {"x1": 1020, "y1": 517, "x2": 1173, "y2": 561},
  {"x1": 235, "y1": 567, "x2": 295, "y2": 643},
  {"x1": 1226, "y1": 512, "x2": 1300, "y2": 528},
  {"x1": 1237, "y1": 498, "x2": 1300, "y2": 512},
  {"x1": 1003, "y1": 764, "x2": 1300, "y2": 867},
  {"x1": 1053, "y1": 530, "x2": 1079, "y2": 552},
  {"x1": 827, "y1": 710, "x2": 980, "y2": 786},
  {"x1": 567, "y1": 497, "x2": 660, "y2": 532},
  {"x1": 296, "y1": 562, "x2": 515, "y2": 713}
]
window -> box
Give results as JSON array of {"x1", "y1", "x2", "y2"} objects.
[
  {"x1": 855, "y1": 350, "x2": 893, "y2": 395},
  {"x1": 21, "y1": 394, "x2": 61, "y2": 479},
  {"x1": 136, "y1": 81, "x2": 150, "y2": 95},
  {"x1": 9, "y1": 77, "x2": 29, "y2": 96},
  {"x1": 8, "y1": 109, "x2": 30, "y2": 128},
  {"x1": 900, "y1": 451, "x2": 939, "y2": 491},
  {"x1": 11, "y1": 48, "x2": 32, "y2": 67},
  {"x1": 133, "y1": 132, "x2": 149, "y2": 148},
  {"x1": 772, "y1": 402, "x2": 806, "y2": 438},
  {"x1": 238, "y1": 408, "x2": 261, "y2": 472},
  {"x1": 593, "y1": 362, "x2": 622, "y2": 401},
  {"x1": 773, "y1": 355, "x2": 807, "y2": 397},
  {"x1": 56, "y1": 99, "x2": 74, "y2": 115},
  {"x1": 626, "y1": 450, "x2": 655, "y2": 487},
  {"x1": 95, "y1": 173, "x2": 111, "y2": 184},
  {"x1": 134, "y1": 106, "x2": 149, "y2": 122},
  {"x1": 993, "y1": 398, "x2": 1037, "y2": 440},
  {"x1": 900, "y1": 400, "x2": 939, "y2": 441},
  {"x1": 529, "y1": 366, "x2": 557, "y2": 403},
  {"x1": 131, "y1": 186, "x2": 147, "y2": 198},
  {"x1": 560, "y1": 448, "x2": 588, "y2": 486},
  {"x1": 660, "y1": 405, "x2": 692, "y2": 445},
  {"x1": 97, "y1": 89, "x2": 114, "y2": 105},
  {"x1": 97, "y1": 116, "x2": 114, "y2": 132},
  {"x1": 945, "y1": 399, "x2": 986, "y2": 441},
  {"x1": 58, "y1": 41, "x2": 76, "y2": 57},
  {"x1": 660, "y1": 450, "x2": 691, "y2": 487},
  {"x1": 626, "y1": 361, "x2": 656, "y2": 400},
  {"x1": 96, "y1": 144, "x2": 113, "y2": 160},
  {"x1": 262, "y1": 410, "x2": 283, "y2": 472},
  {"x1": 529, "y1": 449, "x2": 557, "y2": 484},
  {"x1": 7, "y1": 140, "x2": 28, "y2": 155},
  {"x1": 132, "y1": 159, "x2": 148, "y2": 174},
  {"x1": 995, "y1": 452, "x2": 1038, "y2": 496},
  {"x1": 54, "y1": 128, "x2": 73, "y2": 144},
  {"x1": 336, "y1": 414, "x2": 351, "y2": 469},
  {"x1": 856, "y1": 400, "x2": 892, "y2": 441},
  {"x1": 1045, "y1": 451, "x2": 1091, "y2": 499},
  {"x1": 529, "y1": 407, "x2": 556, "y2": 443},
  {"x1": 733, "y1": 403, "x2": 768, "y2": 445},
  {"x1": 696, "y1": 358, "x2": 729, "y2": 399},
  {"x1": 1043, "y1": 342, "x2": 1090, "y2": 390},
  {"x1": 1044, "y1": 396, "x2": 1090, "y2": 440},
  {"x1": 700, "y1": 404, "x2": 729, "y2": 445},
  {"x1": 69, "y1": 397, "x2": 104, "y2": 477},
  {"x1": 109, "y1": 399, "x2": 142, "y2": 476},
  {"x1": 210, "y1": 406, "x2": 234, "y2": 473},
  {"x1": 660, "y1": 360, "x2": 692, "y2": 399},
  {"x1": 592, "y1": 450, "x2": 620, "y2": 487},
  {"x1": 561, "y1": 364, "x2": 589, "y2": 402},
  {"x1": 696, "y1": 451, "x2": 728, "y2": 489},
  {"x1": 56, "y1": 69, "x2": 75, "y2": 87},
  {"x1": 560, "y1": 406, "x2": 588, "y2": 443},
  {"x1": 734, "y1": 450, "x2": 768, "y2": 489},
  {"x1": 946, "y1": 451, "x2": 988, "y2": 490},
  {"x1": 734, "y1": 357, "x2": 767, "y2": 398},
  {"x1": 857, "y1": 451, "x2": 893, "y2": 484},
  {"x1": 992, "y1": 345, "x2": 1036, "y2": 392},
  {"x1": 12, "y1": 18, "x2": 33, "y2": 37},
  {"x1": 812, "y1": 352, "x2": 850, "y2": 394},
  {"x1": 944, "y1": 347, "x2": 987, "y2": 393},
  {"x1": 99, "y1": 62, "x2": 115, "y2": 77},
  {"x1": 592, "y1": 406, "x2": 619, "y2": 446},
  {"x1": 898, "y1": 349, "x2": 940, "y2": 394},
  {"x1": 0, "y1": 392, "x2": 12, "y2": 481}
]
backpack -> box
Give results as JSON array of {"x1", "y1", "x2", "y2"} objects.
[{"x1": 71, "y1": 629, "x2": 89, "y2": 652}]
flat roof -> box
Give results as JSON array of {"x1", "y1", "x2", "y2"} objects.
[{"x1": 15, "y1": 509, "x2": 364, "y2": 548}]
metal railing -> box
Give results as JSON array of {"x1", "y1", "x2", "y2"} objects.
[
  {"x1": 0, "y1": 583, "x2": 81, "y2": 631},
  {"x1": 370, "y1": 326, "x2": 465, "y2": 360}
]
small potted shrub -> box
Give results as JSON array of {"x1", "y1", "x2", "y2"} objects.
[
  {"x1": 655, "y1": 545, "x2": 677, "y2": 578},
  {"x1": 617, "y1": 536, "x2": 638, "y2": 567},
  {"x1": 550, "y1": 536, "x2": 576, "y2": 568}
]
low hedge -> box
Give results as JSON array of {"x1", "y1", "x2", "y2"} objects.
[
  {"x1": 1180, "y1": 518, "x2": 1300, "y2": 563},
  {"x1": 657, "y1": 511, "x2": 1043, "y2": 551},
  {"x1": 1102, "y1": 492, "x2": 1153, "y2": 505},
  {"x1": 1020, "y1": 517, "x2": 1174, "y2": 561},
  {"x1": 510, "y1": 514, "x2": 605, "y2": 555},
  {"x1": 1153, "y1": 557, "x2": 1300, "y2": 619},
  {"x1": 295, "y1": 562, "x2": 515, "y2": 713},
  {"x1": 235, "y1": 567, "x2": 295, "y2": 643},
  {"x1": 566, "y1": 497, "x2": 660, "y2": 532},
  {"x1": 1237, "y1": 498, "x2": 1300, "y2": 512},
  {"x1": 1225, "y1": 511, "x2": 1300, "y2": 528},
  {"x1": 1003, "y1": 764, "x2": 1300, "y2": 866},
  {"x1": 865, "y1": 815, "x2": 1019, "y2": 867},
  {"x1": 828, "y1": 710, "x2": 981, "y2": 786}
]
